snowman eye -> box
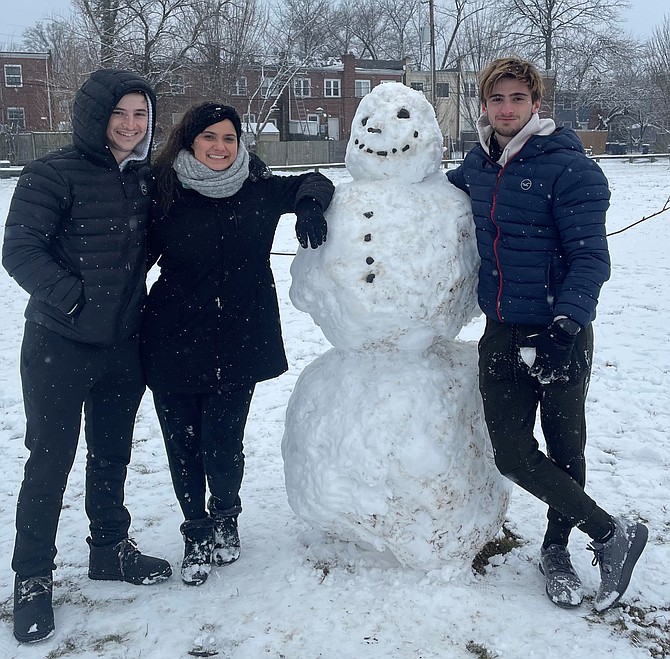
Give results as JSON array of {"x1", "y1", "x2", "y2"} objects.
[
  {"x1": 361, "y1": 117, "x2": 369, "y2": 126},
  {"x1": 397, "y1": 108, "x2": 410, "y2": 119}
]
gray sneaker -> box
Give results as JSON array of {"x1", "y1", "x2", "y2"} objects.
[
  {"x1": 539, "y1": 544, "x2": 583, "y2": 608},
  {"x1": 588, "y1": 518, "x2": 648, "y2": 612}
]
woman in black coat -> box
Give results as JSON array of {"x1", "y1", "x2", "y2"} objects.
[{"x1": 142, "y1": 103, "x2": 334, "y2": 585}]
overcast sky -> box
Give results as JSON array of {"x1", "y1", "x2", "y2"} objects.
[{"x1": 1, "y1": 0, "x2": 667, "y2": 46}]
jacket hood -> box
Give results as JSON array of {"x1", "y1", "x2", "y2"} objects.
[
  {"x1": 477, "y1": 112, "x2": 560, "y2": 166},
  {"x1": 72, "y1": 68, "x2": 157, "y2": 169}
]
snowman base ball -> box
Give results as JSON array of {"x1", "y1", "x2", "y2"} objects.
[{"x1": 282, "y1": 341, "x2": 511, "y2": 576}]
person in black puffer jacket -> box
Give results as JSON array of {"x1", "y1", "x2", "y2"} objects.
[
  {"x1": 447, "y1": 56, "x2": 647, "y2": 614},
  {"x1": 142, "y1": 102, "x2": 334, "y2": 586},
  {"x1": 2, "y1": 69, "x2": 172, "y2": 645}
]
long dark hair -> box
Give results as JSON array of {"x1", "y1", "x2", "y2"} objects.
[{"x1": 153, "y1": 102, "x2": 242, "y2": 217}]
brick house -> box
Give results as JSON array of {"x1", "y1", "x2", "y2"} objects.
[
  {"x1": 0, "y1": 52, "x2": 56, "y2": 133},
  {"x1": 156, "y1": 53, "x2": 405, "y2": 145}
]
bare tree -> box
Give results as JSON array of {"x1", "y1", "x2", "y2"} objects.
[
  {"x1": 271, "y1": 0, "x2": 338, "y2": 61},
  {"x1": 76, "y1": 0, "x2": 121, "y2": 67},
  {"x1": 180, "y1": 0, "x2": 266, "y2": 99},
  {"x1": 74, "y1": 0, "x2": 218, "y2": 88},
  {"x1": 434, "y1": 0, "x2": 484, "y2": 70},
  {"x1": 339, "y1": 0, "x2": 392, "y2": 59},
  {"x1": 379, "y1": 0, "x2": 423, "y2": 60},
  {"x1": 23, "y1": 18, "x2": 96, "y2": 85},
  {"x1": 453, "y1": 1, "x2": 519, "y2": 135},
  {"x1": 243, "y1": 60, "x2": 308, "y2": 144},
  {"x1": 242, "y1": 0, "x2": 339, "y2": 144},
  {"x1": 22, "y1": 17, "x2": 98, "y2": 128},
  {"x1": 579, "y1": 42, "x2": 661, "y2": 150},
  {"x1": 506, "y1": 0, "x2": 630, "y2": 71},
  {"x1": 646, "y1": 15, "x2": 670, "y2": 148}
]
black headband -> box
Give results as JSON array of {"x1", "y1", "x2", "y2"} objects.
[{"x1": 183, "y1": 103, "x2": 242, "y2": 147}]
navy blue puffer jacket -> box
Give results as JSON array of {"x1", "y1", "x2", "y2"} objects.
[
  {"x1": 2, "y1": 69, "x2": 156, "y2": 346},
  {"x1": 447, "y1": 127, "x2": 610, "y2": 328}
]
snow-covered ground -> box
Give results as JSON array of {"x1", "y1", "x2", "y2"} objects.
[{"x1": 0, "y1": 159, "x2": 668, "y2": 658}]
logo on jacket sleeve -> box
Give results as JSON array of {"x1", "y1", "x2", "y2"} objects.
[{"x1": 521, "y1": 179, "x2": 532, "y2": 191}]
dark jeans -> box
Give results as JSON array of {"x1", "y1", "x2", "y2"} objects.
[
  {"x1": 478, "y1": 317, "x2": 612, "y2": 546},
  {"x1": 152, "y1": 386, "x2": 255, "y2": 521},
  {"x1": 12, "y1": 322, "x2": 145, "y2": 577}
]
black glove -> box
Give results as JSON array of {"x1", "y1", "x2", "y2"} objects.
[
  {"x1": 520, "y1": 319, "x2": 578, "y2": 384},
  {"x1": 295, "y1": 198, "x2": 327, "y2": 249}
]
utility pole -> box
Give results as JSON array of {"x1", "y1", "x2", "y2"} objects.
[
  {"x1": 429, "y1": 0, "x2": 436, "y2": 109},
  {"x1": 456, "y1": 56, "x2": 461, "y2": 157}
]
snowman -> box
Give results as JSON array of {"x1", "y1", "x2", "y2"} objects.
[{"x1": 282, "y1": 83, "x2": 510, "y2": 575}]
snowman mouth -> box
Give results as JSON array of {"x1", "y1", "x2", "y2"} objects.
[{"x1": 356, "y1": 141, "x2": 411, "y2": 156}]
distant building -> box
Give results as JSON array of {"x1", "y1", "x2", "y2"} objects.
[
  {"x1": 0, "y1": 52, "x2": 56, "y2": 132},
  {"x1": 156, "y1": 53, "x2": 405, "y2": 144}
]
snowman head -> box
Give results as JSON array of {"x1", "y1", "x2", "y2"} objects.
[{"x1": 345, "y1": 82, "x2": 444, "y2": 183}]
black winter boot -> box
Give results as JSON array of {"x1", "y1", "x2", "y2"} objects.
[
  {"x1": 212, "y1": 514, "x2": 240, "y2": 566},
  {"x1": 88, "y1": 537, "x2": 172, "y2": 585},
  {"x1": 180, "y1": 518, "x2": 214, "y2": 586},
  {"x1": 13, "y1": 571, "x2": 55, "y2": 643}
]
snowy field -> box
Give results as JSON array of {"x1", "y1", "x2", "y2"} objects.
[{"x1": 0, "y1": 158, "x2": 668, "y2": 658}]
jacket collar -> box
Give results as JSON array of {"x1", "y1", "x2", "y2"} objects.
[{"x1": 477, "y1": 112, "x2": 556, "y2": 166}]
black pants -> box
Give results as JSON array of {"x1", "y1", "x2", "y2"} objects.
[
  {"x1": 12, "y1": 322, "x2": 145, "y2": 577},
  {"x1": 152, "y1": 386, "x2": 255, "y2": 521},
  {"x1": 478, "y1": 318, "x2": 612, "y2": 546}
]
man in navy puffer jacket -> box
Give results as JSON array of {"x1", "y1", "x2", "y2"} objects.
[
  {"x1": 3, "y1": 68, "x2": 172, "y2": 644},
  {"x1": 447, "y1": 56, "x2": 647, "y2": 612}
]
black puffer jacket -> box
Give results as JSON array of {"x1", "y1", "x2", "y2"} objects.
[
  {"x1": 2, "y1": 69, "x2": 156, "y2": 346},
  {"x1": 141, "y1": 169, "x2": 334, "y2": 392}
]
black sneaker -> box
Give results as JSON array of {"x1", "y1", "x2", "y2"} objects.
[
  {"x1": 588, "y1": 518, "x2": 648, "y2": 612},
  {"x1": 88, "y1": 537, "x2": 172, "y2": 585},
  {"x1": 212, "y1": 515, "x2": 240, "y2": 566},
  {"x1": 180, "y1": 519, "x2": 214, "y2": 586},
  {"x1": 538, "y1": 544, "x2": 583, "y2": 608},
  {"x1": 13, "y1": 572, "x2": 55, "y2": 643}
]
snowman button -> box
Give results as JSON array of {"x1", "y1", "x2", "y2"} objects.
[
  {"x1": 364, "y1": 234, "x2": 372, "y2": 242},
  {"x1": 366, "y1": 273, "x2": 375, "y2": 283},
  {"x1": 366, "y1": 257, "x2": 374, "y2": 265}
]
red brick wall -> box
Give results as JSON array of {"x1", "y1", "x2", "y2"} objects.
[{"x1": 0, "y1": 53, "x2": 56, "y2": 132}]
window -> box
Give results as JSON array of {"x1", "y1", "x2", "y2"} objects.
[
  {"x1": 261, "y1": 76, "x2": 276, "y2": 98},
  {"x1": 324, "y1": 79, "x2": 340, "y2": 98},
  {"x1": 7, "y1": 107, "x2": 26, "y2": 130},
  {"x1": 242, "y1": 113, "x2": 256, "y2": 124},
  {"x1": 4, "y1": 64, "x2": 22, "y2": 87},
  {"x1": 561, "y1": 97, "x2": 573, "y2": 110},
  {"x1": 355, "y1": 79, "x2": 371, "y2": 97},
  {"x1": 169, "y1": 74, "x2": 184, "y2": 95},
  {"x1": 436, "y1": 82, "x2": 450, "y2": 98},
  {"x1": 294, "y1": 77, "x2": 311, "y2": 97},
  {"x1": 410, "y1": 82, "x2": 424, "y2": 92},
  {"x1": 464, "y1": 82, "x2": 477, "y2": 98},
  {"x1": 235, "y1": 77, "x2": 247, "y2": 96}
]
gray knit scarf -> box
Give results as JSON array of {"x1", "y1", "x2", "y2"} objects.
[{"x1": 173, "y1": 140, "x2": 250, "y2": 198}]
